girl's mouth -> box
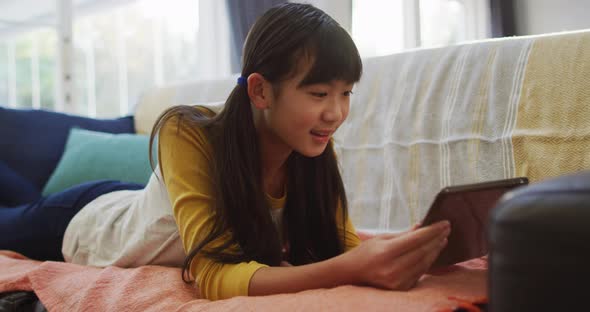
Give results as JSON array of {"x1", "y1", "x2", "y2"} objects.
[{"x1": 310, "y1": 130, "x2": 332, "y2": 143}]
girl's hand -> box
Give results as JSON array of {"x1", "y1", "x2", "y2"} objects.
[{"x1": 345, "y1": 220, "x2": 450, "y2": 291}]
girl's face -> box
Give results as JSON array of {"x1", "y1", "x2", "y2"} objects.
[{"x1": 263, "y1": 69, "x2": 354, "y2": 158}]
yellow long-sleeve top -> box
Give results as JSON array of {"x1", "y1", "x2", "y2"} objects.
[{"x1": 158, "y1": 107, "x2": 361, "y2": 300}]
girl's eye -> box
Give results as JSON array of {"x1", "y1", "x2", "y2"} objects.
[
  {"x1": 344, "y1": 91, "x2": 354, "y2": 97},
  {"x1": 310, "y1": 92, "x2": 328, "y2": 98}
]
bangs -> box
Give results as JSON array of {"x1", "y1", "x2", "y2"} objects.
[{"x1": 297, "y1": 26, "x2": 363, "y2": 87}]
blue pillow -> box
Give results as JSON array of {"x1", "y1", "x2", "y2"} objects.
[
  {"x1": 41, "y1": 128, "x2": 153, "y2": 196},
  {"x1": 0, "y1": 160, "x2": 41, "y2": 206},
  {"x1": 0, "y1": 107, "x2": 135, "y2": 190}
]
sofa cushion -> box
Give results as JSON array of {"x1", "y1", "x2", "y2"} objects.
[
  {"x1": 0, "y1": 107, "x2": 135, "y2": 190},
  {"x1": 0, "y1": 160, "x2": 41, "y2": 207},
  {"x1": 41, "y1": 128, "x2": 153, "y2": 196},
  {"x1": 133, "y1": 75, "x2": 233, "y2": 134}
]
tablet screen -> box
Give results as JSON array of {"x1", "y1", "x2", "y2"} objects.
[{"x1": 422, "y1": 177, "x2": 528, "y2": 269}]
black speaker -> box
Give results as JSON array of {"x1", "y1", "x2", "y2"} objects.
[{"x1": 488, "y1": 171, "x2": 590, "y2": 312}]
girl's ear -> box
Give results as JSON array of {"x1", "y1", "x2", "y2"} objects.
[{"x1": 247, "y1": 73, "x2": 273, "y2": 110}]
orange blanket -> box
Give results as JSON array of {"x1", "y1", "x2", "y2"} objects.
[{"x1": 0, "y1": 250, "x2": 486, "y2": 311}]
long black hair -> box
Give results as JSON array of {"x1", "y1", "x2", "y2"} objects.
[{"x1": 149, "y1": 3, "x2": 362, "y2": 282}]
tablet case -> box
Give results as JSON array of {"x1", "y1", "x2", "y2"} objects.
[{"x1": 422, "y1": 177, "x2": 529, "y2": 269}]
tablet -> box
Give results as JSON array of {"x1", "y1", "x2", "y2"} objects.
[{"x1": 422, "y1": 177, "x2": 529, "y2": 269}]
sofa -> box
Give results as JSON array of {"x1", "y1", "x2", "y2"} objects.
[
  {"x1": 133, "y1": 29, "x2": 590, "y2": 233},
  {"x1": 1, "y1": 28, "x2": 590, "y2": 311},
  {"x1": 0, "y1": 108, "x2": 135, "y2": 208}
]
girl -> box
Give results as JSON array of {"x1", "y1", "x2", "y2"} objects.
[
  {"x1": 0, "y1": 3, "x2": 450, "y2": 301},
  {"x1": 151, "y1": 3, "x2": 450, "y2": 300}
]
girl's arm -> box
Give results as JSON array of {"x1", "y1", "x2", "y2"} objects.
[
  {"x1": 159, "y1": 112, "x2": 270, "y2": 300},
  {"x1": 249, "y1": 220, "x2": 450, "y2": 296},
  {"x1": 249, "y1": 251, "x2": 354, "y2": 296}
]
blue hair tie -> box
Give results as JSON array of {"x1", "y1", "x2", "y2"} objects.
[{"x1": 237, "y1": 76, "x2": 247, "y2": 87}]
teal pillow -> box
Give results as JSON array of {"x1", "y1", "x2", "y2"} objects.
[{"x1": 41, "y1": 128, "x2": 154, "y2": 196}]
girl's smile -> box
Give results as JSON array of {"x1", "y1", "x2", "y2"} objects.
[{"x1": 310, "y1": 128, "x2": 334, "y2": 144}]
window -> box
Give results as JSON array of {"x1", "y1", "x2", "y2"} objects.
[
  {"x1": 420, "y1": 0, "x2": 468, "y2": 47},
  {"x1": 1, "y1": 0, "x2": 489, "y2": 116},
  {"x1": 0, "y1": 0, "x2": 58, "y2": 110},
  {"x1": 0, "y1": 0, "x2": 231, "y2": 118},
  {"x1": 72, "y1": 0, "x2": 227, "y2": 117},
  {"x1": 352, "y1": 0, "x2": 405, "y2": 57},
  {"x1": 352, "y1": 0, "x2": 490, "y2": 57}
]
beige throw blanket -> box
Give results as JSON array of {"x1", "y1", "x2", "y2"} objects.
[{"x1": 335, "y1": 30, "x2": 590, "y2": 231}]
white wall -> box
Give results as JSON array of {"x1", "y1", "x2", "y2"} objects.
[{"x1": 515, "y1": 0, "x2": 590, "y2": 35}]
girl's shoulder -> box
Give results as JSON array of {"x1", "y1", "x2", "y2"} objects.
[{"x1": 159, "y1": 105, "x2": 216, "y2": 155}]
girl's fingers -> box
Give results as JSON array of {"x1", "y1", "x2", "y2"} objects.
[
  {"x1": 404, "y1": 238, "x2": 447, "y2": 288},
  {"x1": 389, "y1": 235, "x2": 447, "y2": 288},
  {"x1": 378, "y1": 230, "x2": 408, "y2": 240},
  {"x1": 378, "y1": 232, "x2": 400, "y2": 240},
  {"x1": 386, "y1": 221, "x2": 450, "y2": 257},
  {"x1": 280, "y1": 261, "x2": 293, "y2": 267},
  {"x1": 396, "y1": 234, "x2": 445, "y2": 273},
  {"x1": 380, "y1": 220, "x2": 446, "y2": 243}
]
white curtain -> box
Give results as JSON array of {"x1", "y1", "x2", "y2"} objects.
[
  {"x1": 194, "y1": 0, "x2": 232, "y2": 78},
  {"x1": 0, "y1": 0, "x2": 233, "y2": 117}
]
